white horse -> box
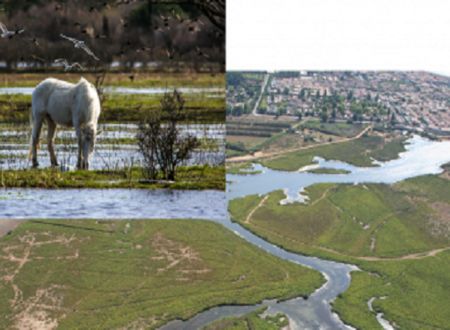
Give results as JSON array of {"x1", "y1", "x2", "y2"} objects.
[{"x1": 30, "y1": 77, "x2": 101, "y2": 169}]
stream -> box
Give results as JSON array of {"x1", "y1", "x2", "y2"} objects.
[{"x1": 163, "y1": 135, "x2": 450, "y2": 330}]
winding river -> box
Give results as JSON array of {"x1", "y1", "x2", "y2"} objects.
[
  {"x1": 0, "y1": 135, "x2": 449, "y2": 329},
  {"x1": 164, "y1": 135, "x2": 450, "y2": 330}
]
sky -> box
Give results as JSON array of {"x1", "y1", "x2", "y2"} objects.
[{"x1": 227, "y1": 0, "x2": 450, "y2": 76}]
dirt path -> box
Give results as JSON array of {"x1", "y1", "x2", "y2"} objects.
[
  {"x1": 245, "y1": 195, "x2": 269, "y2": 224},
  {"x1": 228, "y1": 125, "x2": 373, "y2": 163},
  {"x1": 309, "y1": 187, "x2": 333, "y2": 207},
  {"x1": 318, "y1": 245, "x2": 450, "y2": 261},
  {"x1": 0, "y1": 231, "x2": 82, "y2": 330},
  {"x1": 243, "y1": 216, "x2": 450, "y2": 262}
]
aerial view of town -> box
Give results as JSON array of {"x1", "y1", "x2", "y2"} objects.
[
  {"x1": 229, "y1": 71, "x2": 450, "y2": 131},
  {"x1": 226, "y1": 71, "x2": 450, "y2": 329}
]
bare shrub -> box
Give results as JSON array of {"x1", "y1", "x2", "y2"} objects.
[{"x1": 137, "y1": 90, "x2": 200, "y2": 181}]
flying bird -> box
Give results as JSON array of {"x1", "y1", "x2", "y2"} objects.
[
  {"x1": 27, "y1": 37, "x2": 40, "y2": 47},
  {"x1": 196, "y1": 47, "x2": 210, "y2": 59},
  {"x1": 0, "y1": 22, "x2": 25, "y2": 39},
  {"x1": 54, "y1": 58, "x2": 85, "y2": 71},
  {"x1": 136, "y1": 46, "x2": 151, "y2": 53},
  {"x1": 166, "y1": 48, "x2": 175, "y2": 60},
  {"x1": 60, "y1": 34, "x2": 100, "y2": 61},
  {"x1": 31, "y1": 55, "x2": 46, "y2": 63}
]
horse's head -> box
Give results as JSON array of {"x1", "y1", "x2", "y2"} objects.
[{"x1": 80, "y1": 125, "x2": 97, "y2": 169}]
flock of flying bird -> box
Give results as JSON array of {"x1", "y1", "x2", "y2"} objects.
[
  {"x1": 0, "y1": 1, "x2": 218, "y2": 72},
  {"x1": 1, "y1": 21, "x2": 99, "y2": 71}
]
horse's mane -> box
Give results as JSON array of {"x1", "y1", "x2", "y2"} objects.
[{"x1": 75, "y1": 77, "x2": 101, "y2": 126}]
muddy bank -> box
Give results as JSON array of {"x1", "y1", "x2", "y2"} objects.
[{"x1": 0, "y1": 219, "x2": 23, "y2": 237}]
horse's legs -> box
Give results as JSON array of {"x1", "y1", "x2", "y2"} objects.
[
  {"x1": 31, "y1": 115, "x2": 44, "y2": 168},
  {"x1": 47, "y1": 119, "x2": 58, "y2": 167},
  {"x1": 76, "y1": 128, "x2": 82, "y2": 169}
]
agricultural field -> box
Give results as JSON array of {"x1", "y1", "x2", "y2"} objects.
[
  {"x1": 300, "y1": 120, "x2": 367, "y2": 138},
  {"x1": 262, "y1": 133, "x2": 406, "y2": 171},
  {"x1": 226, "y1": 116, "x2": 374, "y2": 161},
  {"x1": 226, "y1": 118, "x2": 300, "y2": 157},
  {"x1": 228, "y1": 172, "x2": 450, "y2": 329},
  {"x1": 227, "y1": 125, "x2": 291, "y2": 156},
  {"x1": 0, "y1": 219, "x2": 323, "y2": 329}
]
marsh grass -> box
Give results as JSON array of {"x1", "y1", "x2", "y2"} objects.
[
  {"x1": 0, "y1": 93, "x2": 225, "y2": 124},
  {"x1": 0, "y1": 72, "x2": 225, "y2": 88},
  {"x1": 0, "y1": 219, "x2": 322, "y2": 329},
  {"x1": 262, "y1": 135, "x2": 407, "y2": 171},
  {"x1": 204, "y1": 307, "x2": 289, "y2": 330},
  {"x1": 229, "y1": 174, "x2": 450, "y2": 330},
  {"x1": 0, "y1": 165, "x2": 225, "y2": 190}
]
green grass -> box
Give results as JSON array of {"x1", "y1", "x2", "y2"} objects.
[
  {"x1": 0, "y1": 219, "x2": 323, "y2": 329},
  {"x1": 229, "y1": 174, "x2": 450, "y2": 329},
  {"x1": 262, "y1": 135, "x2": 406, "y2": 171},
  {"x1": 226, "y1": 163, "x2": 261, "y2": 175},
  {"x1": 0, "y1": 93, "x2": 225, "y2": 124},
  {"x1": 228, "y1": 195, "x2": 264, "y2": 223},
  {"x1": 333, "y1": 251, "x2": 450, "y2": 330},
  {"x1": 204, "y1": 307, "x2": 289, "y2": 330},
  {"x1": 0, "y1": 165, "x2": 225, "y2": 190},
  {"x1": 226, "y1": 148, "x2": 246, "y2": 158},
  {"x1": 306, "y1": 168, "x2": 351, "y2": 174},
  {"x1": 229, "y1": 177, "x2": 450, "y2": 259}
]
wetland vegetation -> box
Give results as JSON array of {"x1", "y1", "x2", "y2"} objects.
[
  {"x1": 0, "y1": 73, "x2": 225, "y2": 124},
  {"x1": 204, "y1": 307, "x2": 289, "y2": 330},
  {"x1": 262, "y1": 134, "x2": 407, "y2": 171},
  {"x1": 229, "y1": 171, "x2": 450, "y2": 329},
  {"x1": 0, "y1": 165, "x2": 224, "y2": 190},
  {"x1": 0, "y1": 219, "x2": 323, "y2": 329}
]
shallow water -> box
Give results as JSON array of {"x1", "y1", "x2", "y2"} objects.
[
  {"x1": 162, "y1": 215, "x2": 357, "y2": 330},
  {"x1": 228, "y1": 135, "x2": 450, "y2": 203},
  {"x1": 0, "y1": 188, "x2": 227, "y2": 220},
  {"x1": 0, "y1": 86, "x2": 224, "y2": 95},
  {"x1": 0, "y1": 146, "x2": 224, "y2": 170},
  {"x1": 0, "y1": 123, "x2": 225, "y2": 170}
]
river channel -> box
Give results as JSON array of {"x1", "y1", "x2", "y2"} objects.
[
  {"x1": 0, "y1": 135, "x2": 449, "y2": 329},
  {"x1": 164, "y1": 135, "x2": 450, "y2": 330}
]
